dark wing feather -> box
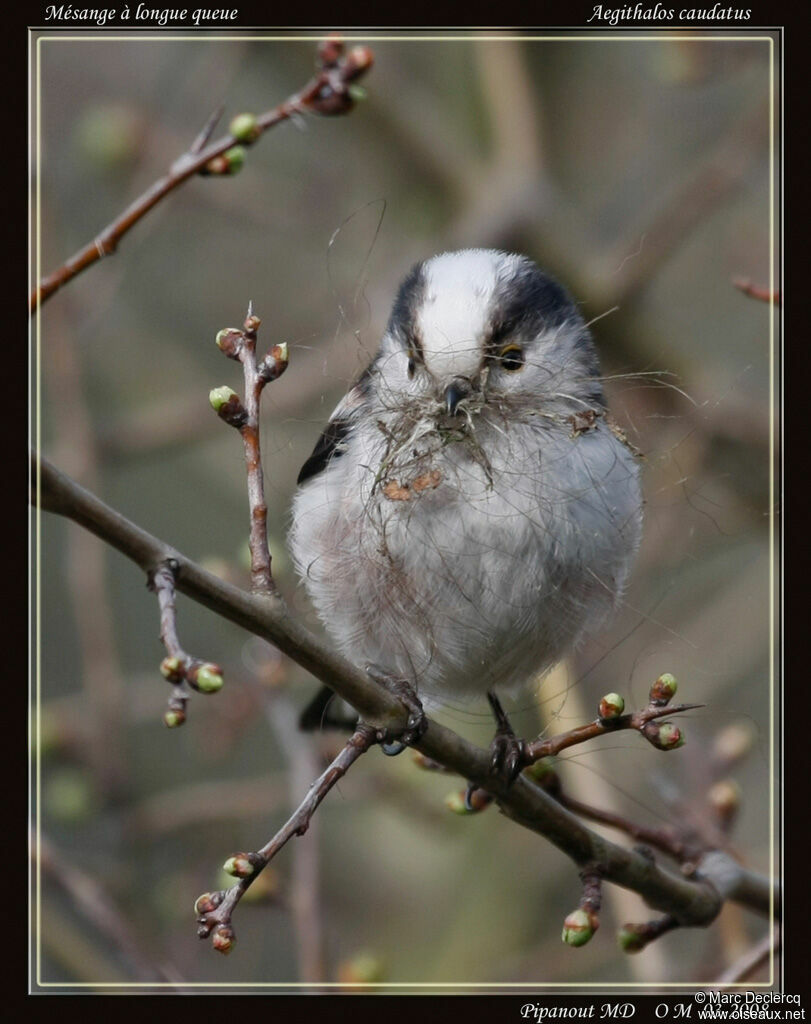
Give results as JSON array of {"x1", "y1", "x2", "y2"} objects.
[
  {"x1": 296, "y1": 417, "x2": 352, "y2": 484},
  {"x1": 296, "y1": 365, "x2": 374, "y2": 486}
]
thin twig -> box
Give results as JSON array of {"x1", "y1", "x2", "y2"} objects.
[
  {"x1": 189, "y1": 103, "x2": 225, "y2": 155},
  {"x1": 195, "y1": 722, "x2": 376, "y2": 953},
  {"x1": 524, "y1": 701, "x2": 701, "y2": 765},
  {"x1": 30, "y1": 40, "x2": 373, "y2": 311},
  {"x1": 148, "y1": 558, "x2": 224, "y2": 725},
  {"x1": 262, "y1": 690, "x2": 326, "y2": 984},
  {"x1": 211, "y1": 310, "x2": 288, "y2": 594}
]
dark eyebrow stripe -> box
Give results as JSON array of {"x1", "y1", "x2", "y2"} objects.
[{"x1": 386, "y1": 260, "x2": 426, "y2": 359}]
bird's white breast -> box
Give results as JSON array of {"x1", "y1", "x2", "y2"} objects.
[{"x1": 290, "y1": 412, "x2": 641, "y2": 708}]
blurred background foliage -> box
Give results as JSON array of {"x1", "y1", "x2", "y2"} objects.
[{"x1": 34, "y1": 31, "x2": 776, "y2": 990}]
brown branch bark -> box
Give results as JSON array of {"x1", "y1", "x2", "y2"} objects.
[
  {"x1": 32, "y1": 452, "x2": 778, "y2": 932},
  {"x1": 524, "y1": 701, "x2": 700, "y2": 763},
  {"x1": 212, "y1": 310, "x2": 288, "y2": 595}
]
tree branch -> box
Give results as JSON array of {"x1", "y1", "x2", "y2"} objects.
[
  {"x1": 210, "y1": 309, "x2": 288, "y2": 595},
  {"x1": 32, "y1": 451, "x2": 777, "y2": 933}
]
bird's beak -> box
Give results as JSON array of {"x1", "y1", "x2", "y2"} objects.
[{"x1": 443, "y1": 380, "x2": 470, "y2": 416}]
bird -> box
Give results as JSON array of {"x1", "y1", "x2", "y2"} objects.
[{"x1": 288, "y1": 249, "x2": 643, "y2": 781}]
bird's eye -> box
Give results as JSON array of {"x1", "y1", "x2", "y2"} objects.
[
  {"x1": 407, "y1": 352, "x2": 417, "y2": 379},
  {"x1": 499, "y1": 344, "x2": 525, "y2": 372}
]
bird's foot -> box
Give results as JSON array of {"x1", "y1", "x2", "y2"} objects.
[
  {"x1": 365, "y1": 664, "x2": 427, "y2": 756},
  {"x1": 486, "y1": 691, "x2": 529, "y2": 785},
  {"x1": 488, "y1": 728, "x2": 529, "y2": 786}
]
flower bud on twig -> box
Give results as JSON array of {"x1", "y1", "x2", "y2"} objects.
[
  {"x1": 194, "y1": 891, "x2": 223, "y2": 917},
  {"x1": 617, "y1": 923, "x2": 648, "y2": 953},
  {"x1": 643, "y1": 720, "x2": 685, "y2": 750},
  {"x1": 163, "y1": 707, "x2": 186, "y2": 728},
  {"x1": 258, "y1": 343, "x2": 289, "y2": 383},
  {"x1": 244, "y1": 312, "x2": 261, "y2": 335},
  {"x1": 562, "y1": 908, "x2": 598, "y2": 947},
  {"x1": 229, "y1": 113, "x2": 260, "y2": 143},
  {"x1": 223, "y1": 852, "x2": 260, "y2": 878},
  {"x1": 215, "y1": 328, "x2": 243, "y2": 359},
  {"x1": 160, "y1": 655, "x2": 184, "y2": 682},
  {"x1": 190, "y1": 662, "x2": 224, "y2": 694},
  {"x1": 209, "y1": 386, "x2": 248, "y2": 428},
  {"x1": 203, "y1": 146, "x2": 245, "y2": 175},
  {"x1": 598, "y1": 692, "x2": 625, "y2": 722},
  {"x1": 345, "y1": 46, "x2": 374, "y2": 80},
  {"x1": 211, "y1": 924, "x2": 235, "y2": 955},
  {"x1": 649, "y1": 673, "x2": 678, "y2": 706}
]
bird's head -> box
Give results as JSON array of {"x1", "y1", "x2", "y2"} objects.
[{"x1": 373, "y1": 249, "x2": 605, "y2": 426}]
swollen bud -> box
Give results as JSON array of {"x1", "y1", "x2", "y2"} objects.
[
  {"x1": 223, "y1": 853, "x2": 258, "y2": 879},
  {"x1": 193, "y1": 663, "x2": 224, "y2": 694},
  {"x1": 229, "y1": 112, "x2": 260, "y2": 143},
  {"x1": 649, "y1": 673, "x2": 678, "y2": 706},
  {"x1": 224, "y1": 146, "x2": 245, "y2": 173},
  {"x1": 618, "y1": 924, "x2": 647, "y2": 953},
  {"x1": 643, "y1": 721, "x2": 684, "y2": 750},
  {"x1": 598, "y1": 693, "x2": 625, "y2": 722},
  {"x1": 160, "y1": 655, "x2": 184, "y2": 682},
  {"x1": 163, "y1": 707, "x2": 186, "y2": 728},
  {"x1": 258, "y1": 343, "x2": 290, "y2": 383},
  {"x1": 194, "y1": 891, "x2": 223, "y2": 917},
  {"x1": 211, "y1": 924, "x2": 235, "y2": 955},
  {"x1": 209, "y1": 386, "x2": 247, "y2": 428},
  {"x1": 345, "y1": 46, "x2": 374, "y2": 79},
  {"x1": 562, "y1": 908, "x2": 597, "y2": 947},
  {"x1": 209, "y1": 386, "x2": 239, "y2": 413},
  {"x1": 205, "y1": 146, "x2": 245, "y2": 175},
  {"x1": 215, "y1": 327, "x2": 243, "y2": 359}
]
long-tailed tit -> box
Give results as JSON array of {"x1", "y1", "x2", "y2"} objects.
[{"x1": 289, "y1": 249, "x2": 642, "y2": 780}]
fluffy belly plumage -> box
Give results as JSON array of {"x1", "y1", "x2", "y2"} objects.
[{"x1": 289, "y1": 417, "x2": 641, "y2": 708}]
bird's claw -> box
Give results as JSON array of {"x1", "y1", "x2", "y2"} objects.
[
  {"x1": 365, "y1": 664, "x2": 427, "y2": 755},
  {"x1": 489, "y1": 730, "x2": 528, "y2": 786}
]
